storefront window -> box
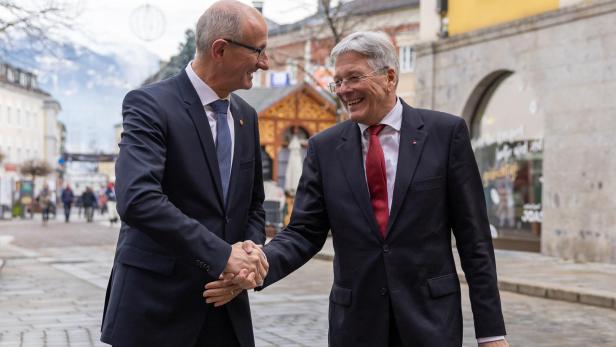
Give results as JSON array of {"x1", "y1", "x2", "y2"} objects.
[{"x1": 471, "y1": 72, "x2": 543, "y2": 249}]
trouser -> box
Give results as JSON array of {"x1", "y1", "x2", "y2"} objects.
[
  {"x1": 84, "y1": 207, "x2": 94, "y2": 222},
  {"x1": 107, "y1": 201, "x2": 118, "y2": 223},
  {"x1": 64, "y1": 204, "x2": 71, "y2": 222},
  {"x1": 194, "y1": 305, "x2": 240, "y2": 347},
  {"x1": 42, "y1": 206, "x2": 50, "y2": 222}
]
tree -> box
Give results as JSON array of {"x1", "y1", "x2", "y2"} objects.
[
  {"x1": 20, "y1": 159, "x2": 52, "y2": 182},
  {"x1": 142, "y1": 29, "x2": 196, "y2": 85},
  {"x1": 267, "y1": 0, "x2": 375, "y2": 120},
  {"x1": 0, "y1": 0, "x2": 81, "y2": 60},
  {"x1": 268, "y1": 0, "x2": 367, "y2": 82},
  {"x1": 0, "y1": 150, "x2": 4, "y2": 163}
]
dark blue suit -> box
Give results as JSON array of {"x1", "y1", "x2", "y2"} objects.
[
  {"x1": 261, "y1": 100, "x2": 506, "y2": 346},
  {"x1": 101, "y1": 70, "x2": 265, "y2": 346}
]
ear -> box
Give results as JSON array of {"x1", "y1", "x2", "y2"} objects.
[
  {"x1": 210, "y1": 39, "x2": 228, "y2": 60},
  {"x1": 387, "y1": 68, "x2": 396, "y2": 86}
]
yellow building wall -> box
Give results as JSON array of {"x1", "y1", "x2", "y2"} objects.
[{"x1": 448, "y1": 0, "x2": 559, "y2": 35}]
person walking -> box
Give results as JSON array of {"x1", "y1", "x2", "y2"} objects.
[
  {"x1": 81, "y1": 187, "x2": 97, "y2": 223},
  {"x1": 61, "y1": 184, "x2": 74, "y2": 223},
  {"x1": 37, "y1": 184, "x2": 52, "y2": 226},
  {"x1": 104, "y1": 182, "x2": 118, "y2": 225}
]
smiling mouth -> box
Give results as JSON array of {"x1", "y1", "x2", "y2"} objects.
[{"x1": 346, "y1": 97, "x2": 363, "y2": 107}]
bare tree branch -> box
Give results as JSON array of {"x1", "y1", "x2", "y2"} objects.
[{"x1": 0, "y1": 1, "x2": 81, "y2": 60}]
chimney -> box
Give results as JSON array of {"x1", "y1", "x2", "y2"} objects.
[{"x1": 252, "y1": 0, "x2": 264, "y2": 13}]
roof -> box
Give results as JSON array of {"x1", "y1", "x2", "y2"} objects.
[
  {"x1": 233, "y1": 85, "x2": 296, "y2": 113},
  {"x1": 233, "y1": 82, "x2": 336, "y2": 113},
  {"x1": 269, "y1": 0, "x2": 419, "y2": 36}
]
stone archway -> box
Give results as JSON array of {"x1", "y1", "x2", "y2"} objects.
[
  {"x1": 461, "y1": 70, "x2": 513, "y2": 128},
  {"x1": 465, "y1": 70, "x2": 544, "y2": 252}
]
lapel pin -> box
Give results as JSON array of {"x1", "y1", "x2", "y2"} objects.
[
  {"x1": 411, "y1": 138, "x2": 417, "y2": 145},
  {"x1": 239, "y1": 119, "x2": 244, "y2": 127}
]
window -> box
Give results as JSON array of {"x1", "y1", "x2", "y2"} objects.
[
  {"x1": 471, "y1": 72, "x2": 543, "y2": 250},
  {"x1": 6, "y1": 68, "x2": 14, "y2": 83},
  {"x1": 399, "y1": 46, "x2": 415, "y2": 73},
  {"x1": 286, "y1": 60, "x2": 297, "y2": 85},
  {"x1": 20, "y1": 73, "x2": 28, "y2": 88}
]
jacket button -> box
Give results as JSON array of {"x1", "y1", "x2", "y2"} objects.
[
  {"x1": 203, "y1": 264, "x2": 211, "y2": 271},
  {"x1": 383, "y1": 245, "x2": 390, "y2": 253},
  {"x1": 226, "y1": 217, "x2": 231, "y2": 224},
  {"x1": 380, "y1": 287, "x2": 388, "y2": 296}
]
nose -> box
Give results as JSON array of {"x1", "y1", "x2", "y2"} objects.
[{"x1": 257, "y1": 52, "x2": 269, "y2": 70}]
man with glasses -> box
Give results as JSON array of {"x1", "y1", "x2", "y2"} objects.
[
  {"x1": 101, "y1": 1, "x2": 269, "y2": 346},
  {"x1": 207, "y1": 31, "x2": 509, "y2": 346}
]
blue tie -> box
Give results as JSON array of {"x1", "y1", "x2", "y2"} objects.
[{"x1": 209, "y1": 99, "x2": 231, "y2": 203}]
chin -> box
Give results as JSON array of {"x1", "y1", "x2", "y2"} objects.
[{"x1": 349, "y1": 112, "x2": 368, "y2": 123}]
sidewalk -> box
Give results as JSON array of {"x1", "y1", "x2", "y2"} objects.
[
  {"x1": 315, "y1": 237, "x2": 616, "y2": 310},
  {"x1": 3, "y1": 221, "x2": 615, "y2": 311}
]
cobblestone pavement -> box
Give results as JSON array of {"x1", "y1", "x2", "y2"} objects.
[{"x1": 2, "y1": 219, "x2": 616, "y2": 346}]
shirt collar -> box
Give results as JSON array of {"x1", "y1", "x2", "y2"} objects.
[
  {"x1": 185, "y1": 61, "x2": 228, "y2": 107},
  {"x1": 357, "y1": 97, "x2": 403, "y2": 134}
]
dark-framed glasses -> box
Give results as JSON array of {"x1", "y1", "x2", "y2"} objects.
[
  {"x1": 328, "y1": 67, "x2": 388, "y2": 93},
  {"x1": 223, "y1": 39, "x2": 266, "y2": 61}
]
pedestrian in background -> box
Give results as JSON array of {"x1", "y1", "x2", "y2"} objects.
[
  {"x1": 61, "y1": 184, "x2": 74, "y2": 223},
  {"x1": 98, "y1": 188, "x2": 108, "y2": 215},
  {"x1": 37, "y1": 184, "x2": 52, "y2": 226},
  {"x1": 105, "y1": 182, "x2": 118, "y2": 225},
  {"x1": 81, "y1": 187, "x2": 97, "y2": 223}
]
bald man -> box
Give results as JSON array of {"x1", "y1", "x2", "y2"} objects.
[{"x1": 100, "y1": 1, "x2": 270, "y2": 346}]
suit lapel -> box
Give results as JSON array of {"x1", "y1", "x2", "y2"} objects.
[
  {"x1": 178, "y1": 71, "x2": 225, "y2": 208},
  {"x1": 387, "y1": 102, "x2": 427, "y2": 237},
  {"x1": 336, "y1": 122, "x2": 382, "y2": 240},
  {"x1": 225, "y1": 95, "x2": 244, "y2": 212}
]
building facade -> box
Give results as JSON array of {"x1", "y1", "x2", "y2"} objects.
[
  {"x1": 415, "y1": 0, "x2": 616, "y2": 262},
  {"x1": 261, "y1": 0, "x2": 421, "y2": 103},
  {"x1": 0, "y1": 62, "x2": 63, "y2": 214}
]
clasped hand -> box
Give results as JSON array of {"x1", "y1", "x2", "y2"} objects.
[{"x1": 203, "y1": 240, "x2": 268, "y2": 307}]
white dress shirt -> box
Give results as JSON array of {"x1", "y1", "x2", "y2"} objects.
[
  {"x1": 358, "y1": 98, "x2": 505, "y2": 345},
  {"x1": 185, "y1": 61, "x2": 235, "y2": 164}
]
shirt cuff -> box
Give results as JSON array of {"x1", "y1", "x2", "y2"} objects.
[{"x1": 477, "y1": 336, "x2": 505, "y2": 344}]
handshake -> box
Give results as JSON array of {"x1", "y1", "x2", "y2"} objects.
[{"x1": 203, "y1": 240, "x2": 268, "y2": 307}]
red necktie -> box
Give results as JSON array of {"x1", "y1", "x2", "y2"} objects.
[{"x1": 366, "y1": 124, "x2": 388, "y2": 237}]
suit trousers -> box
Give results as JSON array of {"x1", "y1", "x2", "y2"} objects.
[
  {"x1": 389, "y1": 300, "x2": 404, "y2": 347},
  {"x1": 195, "y1": 304, "x2": 240, "y2": 347}
]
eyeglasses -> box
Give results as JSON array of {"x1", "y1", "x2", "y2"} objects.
[
  {"x1": 328, "y1": 67, "x2": 388, "y2": 93},
  {"x1": 223, "y1": 39, "x2": 266, "y2": 61}
]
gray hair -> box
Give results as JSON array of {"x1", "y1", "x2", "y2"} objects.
[
  {"x1": 330, "y1": 31, "x2": 399, "y2": 85},
  {"x1": 195, "y1": 6, "x2": 243, "y2": 55}
]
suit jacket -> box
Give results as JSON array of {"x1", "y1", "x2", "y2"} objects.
[
  {"x1": 101, "y1": 70, "x2": 265, "y2": 347},
  {"x1": 262, "y1": 100, "x2": 506, "y2": 346}
]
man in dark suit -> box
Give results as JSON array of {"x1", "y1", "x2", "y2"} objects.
[
  {"x1": 206, "y1": 31, "x2": 509, "y2": 346},
  {"x1": 101, "y1": 1, "x2": 269, "y2": 346}
]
